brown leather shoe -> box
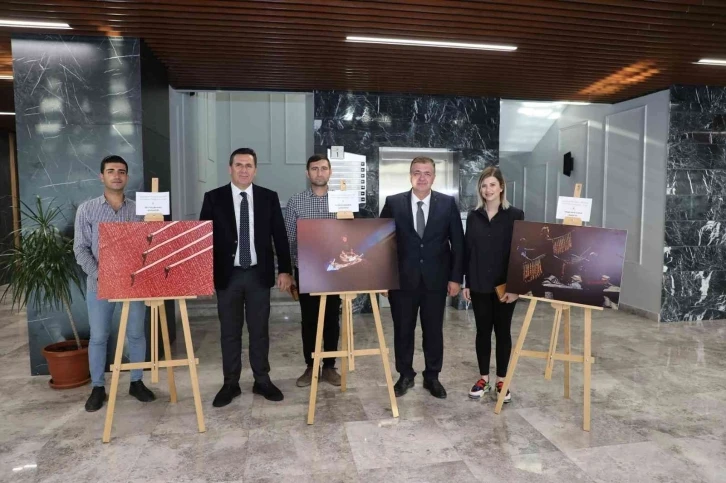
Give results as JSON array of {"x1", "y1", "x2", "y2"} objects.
[
  {"x1": 296, "y1": 366, "x2": 314, "y2": 387},
  {"x1": 321, "y1": 367, "x2": 342, "y2": 386}
]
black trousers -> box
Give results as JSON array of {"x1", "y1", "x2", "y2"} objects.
[
  {"x1": 470, "y1": 291, "x2": 516, "y2": 378},
  {"x1": 217, "y1": 266, "x2": 271, "y2": 385},
  {"x1": 388, "y1": 279, "x2": 447, "y2": 380},
  {"x1": 295, "y1": 268, "x2": 341, "y2": 368}
]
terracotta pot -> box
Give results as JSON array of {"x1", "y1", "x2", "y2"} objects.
[{"x1": 41, "y1": 340, "x2": 91, "y2": 389}]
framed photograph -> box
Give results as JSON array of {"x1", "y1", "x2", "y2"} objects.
[
  {"x1": 506, "y1": 221, "x2": 627, "y2": 308},
  {"x1": 297, "y1": 219, "x2": 399, "y2": 294},
  {"x1": 98, "y1": 221, "x2": 214, "y2": 299}
]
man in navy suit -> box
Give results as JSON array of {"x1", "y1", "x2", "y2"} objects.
[
  {"x1": 200, "y1": 148, "x2": 293, "y2": 407},
  {"x1": 380, "y1": 156, "x2": 465, "y2": 399}
]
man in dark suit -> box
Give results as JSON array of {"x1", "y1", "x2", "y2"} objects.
[
  {"x1": 380, "y1": 156, "x2": 465, "y2": 399},
  {"x1": 200, "y1": 147, "x2": 293, "y2": 407}
]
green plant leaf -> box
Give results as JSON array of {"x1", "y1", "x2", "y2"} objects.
[{"x1": 0, "y1": 196, "x2": 84, "y2": 348}]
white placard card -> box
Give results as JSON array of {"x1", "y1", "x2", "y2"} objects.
[
  {"x1": 556, "y1": 196, "x2": 592, "y2": 222},
  {"x1": 136, "y1": 192, "x2": 171, "y2": 216},
  {"x1": 328, "y1": 190, "x2": 360, "y2": 213}
]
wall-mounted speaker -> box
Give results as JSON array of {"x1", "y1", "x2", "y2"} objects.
[{"x1": 563, "y1": 152, "x2": 574, "y2": 177}]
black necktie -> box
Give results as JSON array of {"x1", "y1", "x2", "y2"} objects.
[
  {"x1": 416, "y1": 200, "x2": 425, "y2": 238},
  {"x1": 239, "y1": 192, "x2": 251, "y2": 268}
]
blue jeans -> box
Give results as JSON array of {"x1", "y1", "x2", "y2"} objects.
[{"x1": 87, "y1": 290, "x2": 147, "y2": 387}]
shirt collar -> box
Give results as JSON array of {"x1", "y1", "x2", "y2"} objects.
[
  {"x1": 306, "y1": 188, "x2": 328, "y2": 198},
  {"x1": 101, "y1": 194, "x2": 127, "y2": 206},
  {"x1": 477, "y1": 203, "x2": 505, "y2": 218},
  {"x1": 412, "y1": 191, "x2": 431, "y2": 206},
  {"x1": 231, "y1": 183, "x2": 253, "y2": 198}
]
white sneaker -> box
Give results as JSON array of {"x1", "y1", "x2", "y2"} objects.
[{"x1": 496, "y1": 381, "x2": 512, "y2": 403}]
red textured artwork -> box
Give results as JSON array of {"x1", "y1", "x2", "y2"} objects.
[{"x1": 97, "y1": 221, "x2": 214, "y2": 300}]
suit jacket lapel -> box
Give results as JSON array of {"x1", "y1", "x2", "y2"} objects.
[
  {"x1": 404, "y1": 190, "x2": 415, "y2": 234},
  {"x1": 223, "y1": 184, "x2": 237, "y2": 240},
  {"x1": 252, "y1": 184, "x2": 262, "y2": 251},
  {"x1": 423, "y1": 191, "x2": 438, "y2": 239}
]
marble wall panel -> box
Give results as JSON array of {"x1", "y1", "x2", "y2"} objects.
[
  {"x1": 11, "y1": 35, "x2": 174, "y2": 373},
  {"x1": 663, "y1": 85, "x2": 726, "y2": 322},
  {"x1": 314, "y1": 91, "x2": 500, "y2": 312}
]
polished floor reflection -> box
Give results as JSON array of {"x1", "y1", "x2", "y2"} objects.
[{"x1": 1, "y1": 295, "x2": 725, "y2": 482}]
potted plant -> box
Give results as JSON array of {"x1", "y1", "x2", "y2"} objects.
[{"x1": 1, "y1": 196, "x2": 90, "y2": 389}]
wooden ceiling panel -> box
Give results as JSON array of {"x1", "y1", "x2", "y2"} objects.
[{"x1": 0, "y1": 0, "x2": 724, "y2": 106}]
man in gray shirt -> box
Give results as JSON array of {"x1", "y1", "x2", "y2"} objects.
[{"x1": 73, "y1": 155, "x2": 156, "y2": 412}]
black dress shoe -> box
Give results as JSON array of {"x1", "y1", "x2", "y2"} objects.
[
  {"x1": 253, "y1": 381, "x2": 284, "y2": 402},
  {"x1": 129, "y1": 381, "x2": 156, "y2": 402},
  {"x1": 423, "y1": 378, "x2": 447, "y2": 399},
  {"x1": 85, "y1": 386, "x2": 106, "y2": 412},
  {"x1": 394, "y1": 376, "x2": 415, "y2": 397},
  {"x1": 213, "y1": 384, "x2": 242, "y2": 407}
]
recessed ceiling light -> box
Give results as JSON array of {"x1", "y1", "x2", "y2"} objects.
[
  {"x1": 0, "y1": 19, "x2": 71, "y2": 29},
  {"x1": 520, "y1": 101, "x2": 555, "y2": 107},
  {"x1": 346, "y1": 36, "x2": 516, "y2": 52},
  {"x1": 520, "y1": 101, "x2": 591, "y2": 107},
  {"x1": 518, "y1": 107, "x2": 553, "y2": 118},
  {"x1": 557, "y1": 101, "x2": 591, "y2": 106},
  {"x1": 695, "y1": 58, "x2": 726, "y2": 66},
  {"x1": 0, "y1": 112, "x2": 15, "y2": 116},
  {"x1": 579, "y1": 61, "x2": 660, "y2": 96}
]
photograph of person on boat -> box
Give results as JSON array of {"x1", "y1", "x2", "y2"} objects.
[{"x1": 297, "y1": 219, "x2": 399, "y2": 294}]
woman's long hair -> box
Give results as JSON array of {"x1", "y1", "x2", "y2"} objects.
[{"x1": 475, "y1": 166, "x2": 510, "y2": 210}]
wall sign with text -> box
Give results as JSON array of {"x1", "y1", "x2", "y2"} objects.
[{"x1": 327, "y1": 148, "x2": 367, "y2": 205}]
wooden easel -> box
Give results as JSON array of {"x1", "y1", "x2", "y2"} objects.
[
  {"x1": 102, "y1": 178, "x2": 206, "y2": 443},
  {"x1": 335, "y1": 179, "x2": 357, "y2": 371},
  {"x1": 494, "y1": 183, "x2": 601, "y2": 431},
  {"x1": 306, "y1": 180, "x2": 399, "y2": 424}
]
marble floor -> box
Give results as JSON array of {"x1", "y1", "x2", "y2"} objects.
[{"x1": 1, "y1": 296, "x2": 726, "y2": 483}]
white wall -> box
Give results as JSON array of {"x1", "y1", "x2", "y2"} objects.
[
  {"x1": 169, "y1": 88, "x2": 314, "y2": 220},
  {"x1": 216, "y1": 91, "x2": 313, "y2": 204},
  {"x1": 521, "y1": 104, "x2": 609, "y2": 224},
  {"x1": 499, "y1": 151, "x2": 527, "y2": 209},
  {"x1": 169, "y1": 88, "x2": 218, "y2": 221},
  {"x1": 518, "y1": 90, "x2": 670, "y2": 319}
]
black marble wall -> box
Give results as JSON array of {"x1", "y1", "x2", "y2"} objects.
[
  {"x1": 12, "y1": 35, "x2": 144, "y2": 219},
  {"x1": 663, "y1": 85, "x2": 726, "y2": 322},
  {"x1": 11, "y1": 35, "x2": 166, "y2": 375},
  {"x1": 314, "y1": 91, "x2": 500, "y2": 311},
  {"x1": 141, "y1": 41, "x2": 171, "y2": 195},
  {"x1": 314, "y1": 91, "x2": 500, "y2": 217}
]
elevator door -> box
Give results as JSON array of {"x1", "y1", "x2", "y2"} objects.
[
  {"x1": 377, "y1": 147, "x2": 460, "y2": 308},
  {"x1": 378, "y1": 147, "x2": 459, "y2": 215}
]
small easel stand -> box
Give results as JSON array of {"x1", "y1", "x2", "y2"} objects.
[
  {"x1": 494, "y1": 183, "x2": 601, "y2": 431},
  {"x1": 102, "y1": 178, "x2": 206, "y2": 443},
  {"x1": 306, "y1": 180, "x2": 399, "y2": 424}
]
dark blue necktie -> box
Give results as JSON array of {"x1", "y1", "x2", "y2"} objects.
[{"x1": 239, "y1": 192, "x2": 251, "y2": 268}]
